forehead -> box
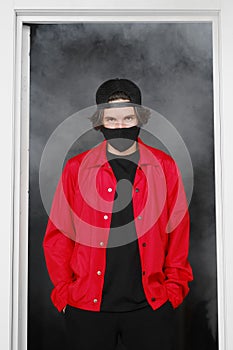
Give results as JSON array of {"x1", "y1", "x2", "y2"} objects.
[{"x1": 103, "y1": 106, "x2": 135, "y2": 118}]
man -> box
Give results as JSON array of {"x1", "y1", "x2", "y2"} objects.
[{"x1": 43, "y1": 78, "x2": 193, "y2": 350}]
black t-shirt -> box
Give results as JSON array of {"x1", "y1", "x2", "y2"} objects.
[{"x1": 100, "y1": 148, "x2": 149, "y2": 312}]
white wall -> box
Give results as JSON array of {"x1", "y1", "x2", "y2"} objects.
[
  {"x1": 13, "y1": 0, "x2": 220, "y2": 10},
  {"x1": 0, "y1": 2, "x2": 14, "y2": 350},
  {"x1": 1, "y1": 1, "x2": 232, "y2": 350},
  {"x1": 218, "y1": 2, "x2": 233, "y2": 350}
]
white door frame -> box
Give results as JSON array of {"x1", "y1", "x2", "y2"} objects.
[{"x1": 1, "y1": 2, "x2": 233, "y2": 350}]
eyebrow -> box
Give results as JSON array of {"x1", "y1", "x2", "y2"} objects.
[{"x1": 103, "y1": 114, "x2": 136, "y2": 118}]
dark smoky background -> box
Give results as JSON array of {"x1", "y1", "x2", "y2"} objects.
[{"x1": 29, "y1": 23, "x2": 217, "y2": 350}]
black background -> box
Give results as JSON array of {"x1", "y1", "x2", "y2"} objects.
[{"x1": 28, "y1": 23, "x2": 217, "y2": 350}]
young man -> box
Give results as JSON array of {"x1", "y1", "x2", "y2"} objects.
[{"x1": 43, "y1": 78, "x2": 193, "y2": 350}]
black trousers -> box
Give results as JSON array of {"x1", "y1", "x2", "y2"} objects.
[{"x1": 63, "y1": 301, "x2": 176, "y2": 350}]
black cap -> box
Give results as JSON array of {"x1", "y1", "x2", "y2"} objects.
[{"x1": 96, "y1": 78, "x2": 142, "y2": 105}]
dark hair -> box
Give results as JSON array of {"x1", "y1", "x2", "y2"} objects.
[{"x1": 90, "y1": 92, "x2": 151, "y2": 130}]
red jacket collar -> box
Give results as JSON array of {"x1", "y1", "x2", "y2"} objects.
[{"x1": 85, "y1": 137, "x2": 162, "y2": 169}]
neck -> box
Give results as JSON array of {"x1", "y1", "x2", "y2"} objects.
[{"x1": 107, "y1": 141, "x2": 137, "y2": 155}]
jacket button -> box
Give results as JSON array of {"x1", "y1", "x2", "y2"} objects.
[
  {"x1": 103, "y1": 215, "x2": 108, "y2": 220},
  {"x1": 142, "y1": 242, "x2": 146, "y2": 247},
  {"x1": 97, "y1": 270, "x2": 102, "y2": 275},
  {"x1": 135, "y1": 188, "x2": 140, "y2": 192},
  {"x1": 93, "y1": 298, "x2": 98, "y2": 303},
  {"x1": 142, "y1": 271, "x2": 146, "y2": 275},
  {"x1": 99, "y1": 241, "x2": 104, "y2": 247},
  {"x1": 138, "y1": 216, "x2": 142, "y2": 220},
  {"x1": 151, "y1": 297, "x2": 156, "y2": 302},
  {"x1": 107, "y1": 187, "x2": 113, "y2": 192}
]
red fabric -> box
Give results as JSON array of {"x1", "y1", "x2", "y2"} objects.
[{"x1": 43, "y1": 138, "x2": 193, "y2": 312}]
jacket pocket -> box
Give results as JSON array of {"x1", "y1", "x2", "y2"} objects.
[
  {"x1": 148, "y1": 272, "x2": 168, "y2": 299},
  {"x1": 68, "y1": 276, "x2": 89, "y2": 303}
]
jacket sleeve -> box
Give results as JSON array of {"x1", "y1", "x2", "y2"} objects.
[
  {"x1": 43, "y1": 160, "x2": 76, "y2": 312},
  {"x1": 163, "y1": 157, "x2": 193, "y2": 308}
]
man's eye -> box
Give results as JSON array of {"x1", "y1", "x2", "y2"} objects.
[{"x1": 125, "y1": 116, "x2": 135, "y2": 121}]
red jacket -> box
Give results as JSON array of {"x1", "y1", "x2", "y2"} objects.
[{"x1": 43, "y1": 138, "x2": 193, "y2": 312}]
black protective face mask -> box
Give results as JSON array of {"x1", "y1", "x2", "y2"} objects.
[{"x1": 101, "y1": 125, "x2": 140, "y2": 152}]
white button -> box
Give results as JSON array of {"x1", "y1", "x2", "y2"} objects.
[
  {"x1": 97, "y1": 270, "x2": 102, "y2": 275},
  {"x1": 138, "y1": 216, "x2": 142, "y2": 220},
  {"x1": 107, "y1": 187, "x2": 113, "y2": 192},
  {"x1": 104, "y1": 215, "x2": 108, "y2": 220},
  {"x1": 99, "y1": 241, "x2": 104, "y2": 247},
  {"x1": 93, "y1": 298, "x2": 98, "y2": 303}
]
